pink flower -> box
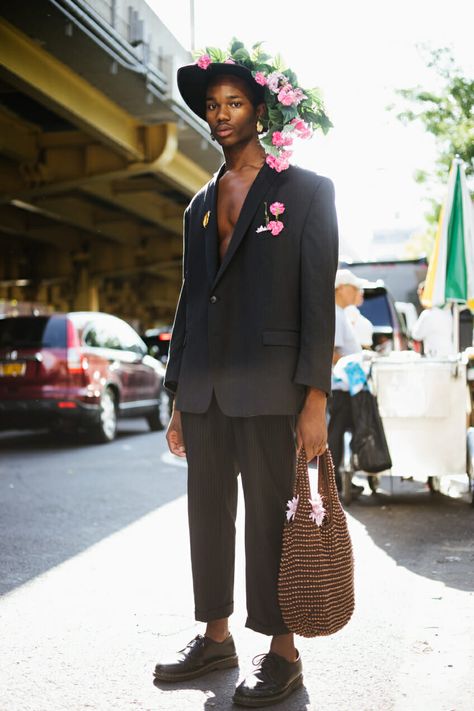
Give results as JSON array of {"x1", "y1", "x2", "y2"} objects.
[
  {"x1": 196, "y1": 54, "x2": 211, "y2": 70},
  {"x1": 267, "y1": 220, "x2": 284, "y2": 236},
  {"x1": 254, "y1": 71, "x2": 267, "y2": 86},
  {"x1": 266, "y1": 71, "x2": 285, "y2": 93},
  {"x1": 309, "y1": 494, "x2": 326, "y2": 526},
  {"x1": 290, "y1": 118, "x2": 313, "y2": 139},
  {"x1": 266, "y1": 152, "x2": 292, "y2": 172},
  {"x1": 269, "y1": 201, "x2": 285, "y2": 217},
  {"x1": 278, "y1": 85, "x2": 307, "y2": 106},
  {"x1": 277, "y1": 85, "x2": 296, "y2": 106},
  {"x1": 286, "y1": 495, "x2": 299, "y2": 522},
  {"x1": 224, "y1": 58, "x2": 236, "y2": 64},
  {"x1": 271, "y1": 131, "x2": 293, "y2": 147}
]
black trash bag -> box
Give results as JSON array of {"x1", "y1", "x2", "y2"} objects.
[{"x1": 350, "y1": 389, "x2": 392, "y2": 473}]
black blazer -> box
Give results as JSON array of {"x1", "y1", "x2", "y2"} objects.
[{"x1": 165, "y1": 162, "x2": 338, "y2": 416}]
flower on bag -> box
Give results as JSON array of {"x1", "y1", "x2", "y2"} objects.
[
  {"x1": 286, "y1": 495, "x2": 299, "y2": 522},
  {"x1": 193, "y1": 39, "x2": 332, "y2": 171},
  {"x1": 309, "y1": 494, "x2": 326, "y2": 526},
  {"x1": 256, "y1": 202, "x2": 285, "y2": 236}
]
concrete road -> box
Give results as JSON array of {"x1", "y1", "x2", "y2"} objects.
[{"x1": 0, "y1": 421, "x2": 473, "y2": 711}]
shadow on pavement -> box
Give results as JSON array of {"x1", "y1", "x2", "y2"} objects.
[
  {"x1": 153, "y1": 669, "x2": 311, "y2": 710},
  {"x1": 0, "y1": 422, "x2": 187, "y2": 596},
  {"x1": 346, "y1": 474, "x2": 474, "y2": 592}
]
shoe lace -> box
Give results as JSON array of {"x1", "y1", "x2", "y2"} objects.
[
  {"x1": 180, "y1": 634, "x2": 205, "y2": 653},
  {"x1": 251, "y1": 653, "x2": 280, "y2": 682}
]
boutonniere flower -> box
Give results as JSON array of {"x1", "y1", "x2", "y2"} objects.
[
  {"x1": 256, "y1": 201, "x2": 285, "y2": 236},
  {"x1": 308, "y1": 493, "x2": 326, "y2": 526},
  {"x1": 202, "y1": 210, "x2": 211, "y2": 227}
]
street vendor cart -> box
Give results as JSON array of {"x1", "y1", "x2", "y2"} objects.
[{"x1": 368, "y1": 353, "x2": 473, "y2": 504}]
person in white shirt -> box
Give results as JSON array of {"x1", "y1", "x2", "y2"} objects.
[
  {"x1": 411, "y1": 282, "x2": 454, "y2": 357},
  {"x1": 345, "y1": 289, "x2": 374, "y2": 349},
  {"x1": 328, "y1": 269, "x2": 365, "y2": 494}
]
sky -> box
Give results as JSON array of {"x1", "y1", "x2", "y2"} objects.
[{"x1": 146, "y1": 0, "x2": 473, "y2": 258}]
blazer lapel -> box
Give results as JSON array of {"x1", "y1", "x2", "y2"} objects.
[
  {"x1": 204, "y1": 164, "x2": 225, "y2": 285},
  {"x1": 212, "y1": 163, "x2": 278, "y2": 290}
]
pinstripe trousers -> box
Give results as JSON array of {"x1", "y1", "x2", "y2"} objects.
[{"x1": 181, "y1": 395, "x2": 297, "y2": 636}]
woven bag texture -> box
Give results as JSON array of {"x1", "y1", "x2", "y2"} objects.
[{"x1": 278, "y1": 447, "x2": 354, "y2": 637}]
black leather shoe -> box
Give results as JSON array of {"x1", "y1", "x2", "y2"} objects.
[
  {"x1": 233, "y1": 651, "x2": 303, "y2": 707},
  {"x1": 154, "y1": 634, "x2": 238, "y2": 682}
]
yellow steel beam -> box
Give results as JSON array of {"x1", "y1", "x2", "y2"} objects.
[
  {"x1": 0, "y1": 110, "x2": 39, "y2": 162},
  {"x1": 0, "y1": 19, "x2": 144, "y2": 160}
]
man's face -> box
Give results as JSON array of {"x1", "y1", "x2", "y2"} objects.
[
  {"x1": 337, "y1": 284, "x2": 359, "y2": 307},
  {"x1": 205, "y1": 75, "x2": 263, "y2": 148}
]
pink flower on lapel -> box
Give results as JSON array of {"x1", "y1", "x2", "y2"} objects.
[
  {"x1": 267, "y1": 220, "x2": 284, "y2": 236},
  {"x1": 269, "y1": 202, "x2": 285, "y2": 217},
  {"x1": 256, "y1": 201, "x2": 286, "y2": 236}
]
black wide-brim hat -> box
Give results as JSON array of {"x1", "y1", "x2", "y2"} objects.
[{"x1": 177, "y1": 62, "x2": 265, "y2": 121}]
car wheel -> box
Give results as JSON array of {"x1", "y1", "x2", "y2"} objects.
[
  {"x1": 90, "y1": 387, "x2": 118, "y2": 443},
  {"x1": 147, "y1": 387, "x2": 171, "y2": 432}
]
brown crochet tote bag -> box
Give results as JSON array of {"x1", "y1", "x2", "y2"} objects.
[{"x1": 278, "y1": 447, "x2": 354, "y2": 637}]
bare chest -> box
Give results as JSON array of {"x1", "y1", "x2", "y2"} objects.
[{"x1": 216, "y1": 171, "x2": 258, "y2": 262}]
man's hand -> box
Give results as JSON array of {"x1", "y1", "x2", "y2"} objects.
[
  {"x1": 296, "y1": 388, "x2": 327, "y2": 461},
  {"x1": 166, "y1": 408, "x2": 186, "y2": 458}
]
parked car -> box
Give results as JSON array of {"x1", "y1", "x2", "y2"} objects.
[
  {"x1": 359, "y1": 281, "x2": 411, "y2": 352},
  {"x1": 142, "y1": 325, "x2": 173, "y2": 364},
  {"x1": 0, "y1": 312, "x2": 171, "y2": 442}
]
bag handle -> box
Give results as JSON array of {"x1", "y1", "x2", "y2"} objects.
[{"x1": 294, "y1": 447, "x2": 335, "y2": 525}]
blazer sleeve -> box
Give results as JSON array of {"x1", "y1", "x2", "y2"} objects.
[
  {"x1": 293, "y1": 177, "x2": 339, "y2": 396},
  {"x1": 164, "y1": 208, "x2": 189, "y2": 394}
]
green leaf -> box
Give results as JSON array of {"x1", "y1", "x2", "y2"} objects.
[
  {"x1": 279, "y1": 105, "x2": 298, "y2": 122},
  {"x1": 233, "y1": 47, "x2": 251, "y2": 63},
  {"x1": 229, "y1": 39, "x2": 245, "y2": 54},
  {"x1": 282, "y1": 69, "x2": 298, "y2": 86},
  {"x1": 207, "y1": 46, "x2": 226, "y2": 62}
]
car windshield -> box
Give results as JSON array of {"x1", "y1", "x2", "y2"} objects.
[
  {"x1": 0, "y1": 316, "x2": 66, "y2": 347},
  {"x1": 359, "y1": 293, "x2": 392, "y2": 327}
]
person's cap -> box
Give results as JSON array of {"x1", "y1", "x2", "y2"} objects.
[
  {"x1": 334, "y1": 269, "x2": 366, "y2": 289},
  {"x1": 177, "y1": 62, "x2": 265, "y2": 121}
]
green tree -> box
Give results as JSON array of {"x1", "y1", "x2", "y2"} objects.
[{"x1": 393, "y1": 47, "x2": 473, "y2": 259}]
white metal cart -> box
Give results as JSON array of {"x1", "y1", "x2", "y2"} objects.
[{"x1": 365, "y1": 354, "x2": 474, "y2": 504}]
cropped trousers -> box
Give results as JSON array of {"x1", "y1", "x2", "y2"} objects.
[{"x1": 181, "y1": 395, "x2": 297, "y2": 636}]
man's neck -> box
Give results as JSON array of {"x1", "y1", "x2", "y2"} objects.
[{"x1": 222, "y1": 139, "x2": 265, "y2": 172}]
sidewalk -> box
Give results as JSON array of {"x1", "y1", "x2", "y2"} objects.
[{"x1": 1, "y1": 451, "x2": 473, "y2": 711}]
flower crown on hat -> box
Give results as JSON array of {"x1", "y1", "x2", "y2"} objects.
[{"x1": 194, "y1": 38, "x2": 332, "y2": 172}]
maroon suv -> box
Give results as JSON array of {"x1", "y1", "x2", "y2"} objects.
[{"x1": 0, "y1": 312, "x2": 170, "y2": 442}]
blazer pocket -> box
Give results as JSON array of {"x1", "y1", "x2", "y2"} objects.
[{"x1": 262, "y1": 330, "x2": 300, "y2": 347}]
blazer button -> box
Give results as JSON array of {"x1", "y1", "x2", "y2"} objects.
[{"x1": 209, "y1": 295, "x2": 218, "y2": 304}]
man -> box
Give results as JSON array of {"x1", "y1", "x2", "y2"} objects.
[
  {"x1": 412, "y1": 281, "x2": 454, "y2": 357},
  {"x1": 153, "y1": 50, "x2": 338, "y2": 707},
  {"x1": 328, "y1": 269, "x2": 365, "y2": 493},
  {"x1": 346, "y1": 287, "x2": 374, "y2": 349}
]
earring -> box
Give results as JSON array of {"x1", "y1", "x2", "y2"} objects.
[{"x1": 256, "y1": 119, "x2": 264, "y2": 134}]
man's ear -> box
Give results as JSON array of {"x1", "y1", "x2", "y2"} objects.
[{"x1": 256, "y1": 102, "x2": 267, "y2": 121}]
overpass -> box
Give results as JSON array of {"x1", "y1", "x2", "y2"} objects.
[{"x1": 0, "y1": 0, "x2": 221, "y2": 328}]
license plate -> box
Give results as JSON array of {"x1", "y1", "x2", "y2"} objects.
[{"x1": 0, "y1": 362, "x2": 26, "y2": 377}]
